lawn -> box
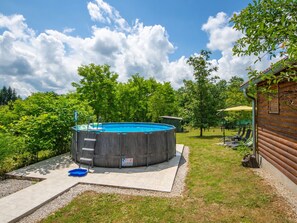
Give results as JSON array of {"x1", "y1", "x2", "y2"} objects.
[{"x1": 42, "y1": 128, "x2": 295, "y2": 223}]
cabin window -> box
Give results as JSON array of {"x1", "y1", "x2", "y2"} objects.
[{"x1": 268, "y1": 84, "x2": 279, "y2": 114}]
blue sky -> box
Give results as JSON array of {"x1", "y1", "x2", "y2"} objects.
[
  {"x1": 1, "y1": 0, "x2": 251, "y2": 60},
  {"x1": 0, "y1": 0, "x2": 273, "y2": 97},
  {"x1": 105, "y1": 0, "x2": 252, "y2": 60}
]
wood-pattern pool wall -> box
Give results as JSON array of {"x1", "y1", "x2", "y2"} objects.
[{"x1": 71, "y1": 128, "x2": 176, "y2": 168}]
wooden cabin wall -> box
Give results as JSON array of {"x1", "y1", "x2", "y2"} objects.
[{"x1": 257, "y1": 81, "x2": 297, "y2": 185}]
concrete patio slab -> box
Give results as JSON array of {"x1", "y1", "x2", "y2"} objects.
[{"x1": 0, "y1": 144, "x2": 184, "y2": 223}]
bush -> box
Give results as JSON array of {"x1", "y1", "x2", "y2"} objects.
[
  {"x1": 237, "y1": 143, "x2": 252, "y2": 156},
  {"x1": 11, "y1": 93, "x2": 94, "y2": 160},
  {"x1": 0, "y1": 92, "x2": 94, "y2": 174},
  {"x1": 0, "y1": 132, "x2": 25, "y2": 175}
]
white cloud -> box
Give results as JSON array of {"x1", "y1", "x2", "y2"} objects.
[
  {"x1": 202, "y1": 12, "x2": 275, "y2": 81},
  {"x1": 1, "y1": 2, "x2": 278, "y2": 98},
  {"x1": 0, "y1": 13, "x2": 34, "y2": 39},
  {"x1": 87, "y1": 0, "x2": 130, "y2": 32},
  {"x1": 0, "y1": 1, "x2": 193, "y2": 97},
  {"x1": 63, "y1": 27, "x2": 75, "y2": 34},
  {"x1": 163, "y1": 56, "x2": 193, "y2": 88},
  {"x1": 88, "y1": 1, "x2": 106, "y2": 23}
]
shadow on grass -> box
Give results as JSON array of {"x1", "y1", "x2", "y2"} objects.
[{"x1": 188, "y1": 135, "x2": 223, "y2": 139}]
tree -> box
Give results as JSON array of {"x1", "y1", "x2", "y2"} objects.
[
  {"x1": 223, "y1": 77, "x2": 251, "y2": 127},
  {"x1": 225, "y1": 76, "x2": 250, "y2": 107},
  {"x1": 0, "y1": 86, "x2": 20, "y2": 105},
  {"x1": 126, "y1": 74, "x2": 154, "y2": 122},
  {"x1": 12, "y1": 92, "x2": 59, "y2": 117},
  {"x1": 116, "y1": 82, "x2": 135, "y2": 122},
  {"x1": 231, "y1": 0, "x2": 297, "y2": 83},
  {"x1": 11, "y1": 92, "x2": 94, "y2": 160},
  {"x1": 148, "y1": 82, "x2": 178, "y2": 122},
  {"x1": 177, "y1": 81, "x2": 195, "y2": 125},
  {"x1": 72, "y1": 64, "x2": 119, "y2": 121},
  {"x1": 116, "y1": 74, "x2": 154, "y2": 122},
  {"x1": 186, "y1": 50, "x2": 219, "y2": 136},
  {"x1": 0, "y1": 86, "x2": 8, "y2": 106}
]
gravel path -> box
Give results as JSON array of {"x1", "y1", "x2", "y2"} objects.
[
  {"x1": 252, "y1": 168, "x2": 297, "y2": 218},
  {"x1": 17, "y1": 146, "x2": 189, "y2": 223},
  {"x1": 0, "y1": 179, "x2": 35, "y2": 199}
]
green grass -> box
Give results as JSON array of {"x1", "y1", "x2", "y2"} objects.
[{"x1": 42, "y1": 128, "x2": 295, "y2": 223}]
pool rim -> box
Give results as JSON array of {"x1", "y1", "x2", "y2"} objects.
[{"x1": 72, "y1": 122, "x2": 176, "y2": 133}]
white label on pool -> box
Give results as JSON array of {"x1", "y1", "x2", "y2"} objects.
[{"x1": 122, "y1": 158, "x2": 133, "y2": 166}]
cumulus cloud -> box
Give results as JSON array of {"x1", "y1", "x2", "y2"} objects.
[
  {"x1": 202, "y1": 12, "x2": 243, "y2": 51},
  {"x1": 0, "y1": 14, "x2": 34, "y2": 38},
  {"x1": 87, "y1": 0, "x2": 130, "y2": 31},
  {"x1": 0, "y1": 1, "x2": 193, "y2": 97},
  {"x1": 202, "y1": 12, "x2": 275, "y2": 81},
  {"x1": 1, "y1": 1, "x2": 278, "y2": 98}
]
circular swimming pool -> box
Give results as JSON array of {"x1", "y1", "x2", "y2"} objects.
[{"x1": 71, "y1": 122, "x2": 176, "y2": 168}]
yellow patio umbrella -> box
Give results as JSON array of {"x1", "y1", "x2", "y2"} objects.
[
  {"x1": 217, "y1": 105, "x2": 252, "y2": 144},
  {"x1": 218, "y1": 105, "x2": 252, "y2": 112}
]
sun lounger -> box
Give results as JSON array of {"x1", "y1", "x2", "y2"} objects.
[
  {"x1": 229, "y1": 137, "x2": 253, "y2": 149},
  {"x1": 225, "y1": 129, "x2": 252, "y2": 147},
  {"x1": 231, "y1": 126, "x2": 246, "y2": 141},
  {"x1": 225, "y1": 126, "x2": 246, "y2": 142}
]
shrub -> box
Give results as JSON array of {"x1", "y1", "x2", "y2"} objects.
[{"x1": 0, "y1": 132, "x2": 25, "y2": 175}]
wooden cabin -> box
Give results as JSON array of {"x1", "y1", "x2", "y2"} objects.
[{"x1": 241, "y1": 63, "x2": 297, "y2": 194}]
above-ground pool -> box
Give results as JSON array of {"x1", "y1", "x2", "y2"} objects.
[{"x1": 71, "y1": 122, "x2": 176, "y2": 168}]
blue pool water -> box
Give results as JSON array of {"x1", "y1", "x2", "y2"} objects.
[{"x1": 73, "y1": 122, "x2": 175, "y2": 133}]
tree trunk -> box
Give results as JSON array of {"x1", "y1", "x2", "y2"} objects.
[{"x1": 200, "y1": 126, "x2": 203, "y2": 137}]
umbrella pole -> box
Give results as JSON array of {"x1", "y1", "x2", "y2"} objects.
[{"x1": 223, "y1": 126, "x2": 225, "y2": 144}]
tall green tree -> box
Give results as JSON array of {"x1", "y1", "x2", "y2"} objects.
[
  {"x1": 177, "y1": 81, "x2": 195, "y2": 125},
  {"x1": 116, "y1": 82, "x2": 135, "y2": 122},
  {"x1": 148, "y1": 82, "x2": 178, "y2": 122},
  {"x1": 0, "y1": 86, "x2": 20, "y2": 105},
  {"x1": 126, "y1": 74, "x2": 155, "y2": 122},
  {"x1": 231, "y1": 0, "x2": 297, "y2": 83},
  {"x1": 116, "y1": 74, "x2": 178, "y2": 122},
  {"x1": 72, "y1": 64, "x2": 119, "y2": 121},
  {"x1": 186, "y1": 50, "x2": 219, "y2": 136},
  {"x1": 116, "y1": 74, "x2": 153, "y2": 122},
  {"x1": 223, "y1": 77, "x2": 251, "y2": 126},
  {"x1": 225, "y1": 76, "x2": 250, "y2": 107}
]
